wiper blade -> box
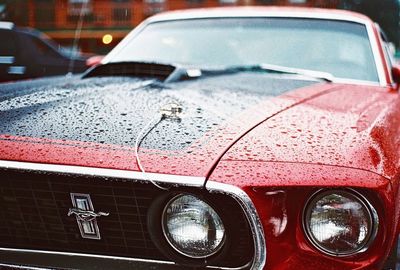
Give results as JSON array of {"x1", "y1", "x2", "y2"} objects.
[
  {"x1": 259, "y1": 63, "x2": 334, "y2": 82},
  {"x1": 83, "y1": 61, "x2": 334, "y2": 83},
  {"x1": 82, "y1": 61, "x2": 177, "y2": 81},
  {"x1": 179, "y1": 63, "x2": 334, "y2": 83}
]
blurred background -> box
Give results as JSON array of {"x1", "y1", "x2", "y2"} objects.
[{"x1": 0, "y1": 0, "x2": 399, "y2": 56}]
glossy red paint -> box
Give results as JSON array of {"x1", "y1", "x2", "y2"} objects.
[
  {"x1": 239, "y1": 185, "x2": 394, "y2": 270},
  {"x1": 0, "y1": 82, "x2": 336, "y2": 176},
  {"x1": 209, "y1": 161, "x2": 397, "y2": 268},
  {"x1": 223, "y1": 84, "x2": 400, "y2": 179},
  {"x1": 2, "y1": 82, "x2": 398, "y2": 269},
  {"x1": 207, "y1": 82, "x2": 400, "y2": 269},
  {"x1": 1, "y1": 8, "x2": 399, "y2": 270}
]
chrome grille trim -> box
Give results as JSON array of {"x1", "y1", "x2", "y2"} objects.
[
  {"x1": 0, "y1": 160, "x2": 205, "y2": 186},
  {"x1": 0, "y1": 247, "x2": 175, "y2": 264},
  {"x1": 0, "y1": 160, "x2": 266, "y2": 269},
  {"x1": 0, "y1": 247, "x2": 251, "y2": 270},
  {"x1": 0, "y1": 263, "x2": 53, "y2": 270},
  {"x1": 206, "y1": 182, "x2": 266, "y2": 270}
]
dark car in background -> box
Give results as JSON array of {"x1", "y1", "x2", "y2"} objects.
[{"x1": 0, "y1": 21, "x2": 88, "y2": 83}]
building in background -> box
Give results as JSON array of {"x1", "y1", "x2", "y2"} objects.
[{"x1": 0, "y1": 0, "x2": 398, "y2": 54}]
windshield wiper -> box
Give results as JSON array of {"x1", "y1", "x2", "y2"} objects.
[
  {"x1": 175, "y1": 63, "x2": 334, "y2": 83},
  {"x1": 82, "y1": 61, "x2": 334, "y2": 83}
]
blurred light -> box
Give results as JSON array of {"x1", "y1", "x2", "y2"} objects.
[{"x1": 102, "y1": 34, "x2": 113, "y2": 45}]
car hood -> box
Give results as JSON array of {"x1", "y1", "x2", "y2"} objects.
[
  {"x1": 217, "y1": 83, "x2": 398, "y2": 183},
  {"x1": 0, "y1": 74, "x2": 342, "y2": 182}
]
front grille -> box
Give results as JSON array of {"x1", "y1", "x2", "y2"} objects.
[{"x1": 0, "y1": 168, "x2": 253, "y2": 268}]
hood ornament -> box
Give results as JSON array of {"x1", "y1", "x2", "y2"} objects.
[
  {"x1": 68, "y1": 193, "x2": 109, "y2": 240},
  {"x1": 160, "y1": 102, "x2": 183, "y2": 121}
]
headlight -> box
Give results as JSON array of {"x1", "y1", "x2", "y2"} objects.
[
  {"x1": 303, "y1": 189, "x2": 378, "y2": 256},
  {"x1": 162, "y1": 194, "x2": 225, "y2": 258}
]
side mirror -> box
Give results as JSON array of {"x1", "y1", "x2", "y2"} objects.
[
  {"x1": 86, "y1": 55, "x2": 105, "y2": 67},
  {"x1": 391, "y1": 65, "x2": 400, "y2": 85}
]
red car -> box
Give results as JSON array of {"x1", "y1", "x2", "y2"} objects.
[{"x1": 0, "y1": 7, "x2": 400, "y2": 270}]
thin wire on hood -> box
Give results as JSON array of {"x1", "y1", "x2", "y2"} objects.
[
  {"x1": 134, "y1": 114, "x2": 169, "y2": 191},
  {"x1": 135, "y1": 100, "x2": 183, "y2": 191}
]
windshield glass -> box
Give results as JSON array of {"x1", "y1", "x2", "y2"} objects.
[{"x1": 110, "y1": 18, "x2": 379, "y2": 82}]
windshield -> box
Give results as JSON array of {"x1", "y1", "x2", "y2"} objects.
[{"x1": 110, "y1": 18, "x2": 379, "y2": 82}]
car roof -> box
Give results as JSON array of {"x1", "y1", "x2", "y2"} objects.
[
  {"x1": 147, "y1": 6, "x2": 373, "y2": 25},
  {"x1": 14, "y1": 26, "x2": 43, "y2": 36}
]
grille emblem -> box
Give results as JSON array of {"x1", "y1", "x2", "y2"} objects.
[{"x1": 68, "y1": 193, "x2": 109, "y2": 240}]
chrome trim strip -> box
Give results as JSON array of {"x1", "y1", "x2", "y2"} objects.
[
  {"x1": 331, "y1": 78, "x2": 382, "y2": 87},
  {"x1": 0, "y1": 21, "x2": 14, "y2": 30},
  {"x1": 0, "y1": 247, "x2": 250, "y2": 270},
  {"x1": 8, "y1": 66, "x2": 26, "y2": 75},
  {"x1": 0, "y1": 248, "x2": 250, "y2": 270},
  {"x1": 0, "y1": 160, "x2": 205, "y2": 187},
  {"x1": 206, "y1": 181, "x2": 266, "y2": 270},
  {"x1": 208, "y1": 262, "x2": 252, "y2": 270},
  {"x1": 0, "y1": 247, "x2": 175, "y2": 265},
  {"x1": 0, "y1": 263, "x2": 53, "y2": 270},
  {"x1": 0, "y1": 160, "x2": 264, "y2": 269},
  {"x1": 147, "y1": 10, "x2": 374, "y2": 25},
  {"x1": 365, "y1": 21, "x2": 387, "y2": 86},
  {"x1": 0, "y1": 56, "x2": 14, "y2": 64}
]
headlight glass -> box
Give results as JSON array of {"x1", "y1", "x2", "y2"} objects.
[
  {"x1": 162, "y1": 194, "x2": 225, "y2": 258},
  {"x1": 304, "y1": 190, "x2": 378, "y2": 256}
]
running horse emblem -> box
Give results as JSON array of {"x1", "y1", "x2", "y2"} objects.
[{"x1": 68, "y1": 193, "x2": 110, "y2": 240}]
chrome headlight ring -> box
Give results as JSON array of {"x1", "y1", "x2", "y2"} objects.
[
  {"x1": 303, "y1": 189, "x2": 379, "y2": 257},
  {"x1": 161, "y1": 194, "x2": 226, "y2": 259},
  {"x1": 147, "y1": 192, "x2": 239, "y2": 267}
]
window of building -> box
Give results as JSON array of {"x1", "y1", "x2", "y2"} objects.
[
  {"x1": 67, "y1": 0, "x2": 93, "y2": 23},
  {"x1": 144, "y1": 0, "x2": 165, "y2": 3},
  {"x1": 34, "y1": 0, "x2": 55, "y2": 27},
  {"x1": 219, "y1": 0, "x2": 238, "y2": 4},
  {"x1": 69, "y1": 0, "x2": 90, "y2": 3},
  {"x1": 288, "y1": 0, "x2": 307, "y2": 3},
  {"x1": 256, "y1": 0, "x2": 274, "y2": 4},
  {"x1": 113, "y1": 8, "x2": 132, "y2": 23},
  {"x1": 68, "y1": 0, "x2": 92, "y2": 16},
  {"x1": 144, "y1": 0, "x2": 166, "y2": 16}
]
